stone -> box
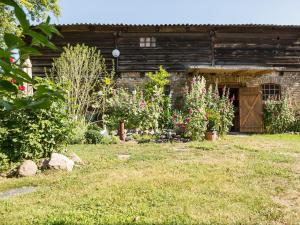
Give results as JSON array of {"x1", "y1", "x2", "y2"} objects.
[
  {"x1": 100, "y1": 129, "x2": 109, "y2": 137},
  {"x1": 0, "y1": 186, "x2": 36, "y2": 200},
  {"x1": 117, "y1": 154, "x2": 130, "y2": 161},
  {"x1": 18, "y1": 160, "x2": 37, "y2": 177},
  {"x1": 70, "y1": 153, "x2": 84, "y2": 165},
  {"x1": 39, "y1": 158, "x2": 50, "y2": 170},
  {"x1": 48, "y1": 153, "x2": 74, "y2": 172},
  {"x1": 125, "y1": 136, "x2": 133, "y2": 142}
]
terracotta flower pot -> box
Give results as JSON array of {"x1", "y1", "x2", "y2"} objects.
[{"x1": 205, "y1": 131, "x2": 218, "y2": 141}]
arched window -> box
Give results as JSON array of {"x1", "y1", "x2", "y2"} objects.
[{"x1": 261, "y1": 83, "x2": 281, "y2": 100}]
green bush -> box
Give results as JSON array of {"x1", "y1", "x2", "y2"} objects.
[
  {"x1": 289, "y1": 117, "x2": 300, "y2": 132},
  {"x1": 68, "y1": 119, "x2": 88, "y2": 144},
  {"x1": 84, "y1": 130, "x2": 102, "y2": 144},
  {"x1": 100, "y1": 135, "x2": 120, "y2": 145},
  {"x1": 264, "y1": 96, "x2": 295, "y2": 133},
  {"x1": 0, "y1": 152, "x2": 10, "y2": 173},
  {"x1": 0, "y1": 101, "x2": 72, "y2": 162}
]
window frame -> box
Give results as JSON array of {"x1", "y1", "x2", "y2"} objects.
[
  {"x1": 140, "y1": 37, "x2": 156, "y2": 48},
  {"x1": 261, "y1": 83, "x2": 281, "y2": 101}
]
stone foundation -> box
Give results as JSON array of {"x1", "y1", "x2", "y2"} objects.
[{"x1": 117, "y1": 71, "x2": 300, "y2": 110}]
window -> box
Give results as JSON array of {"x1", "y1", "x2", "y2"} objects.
[
  {"x1": 140, "y1": 37, "x2": 156, "y2": 47},
  {"x1": 261, "y1": 83, "x2": 281, "y2": 100}
]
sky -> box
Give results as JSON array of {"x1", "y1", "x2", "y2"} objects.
[{"x1": 51, "y1": 0, "x2": 300, "y2": 25}]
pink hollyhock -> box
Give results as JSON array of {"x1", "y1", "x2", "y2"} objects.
[
  {"x1": 18, "y1": 85, "x2": 26, "y2": 91},
  {"x1": 139, "y1": 100, "x2": 146, "y2": 109},
  {"x1": 230, "y1": 95, "x2": 235, "y2": 102},
  {"x1": 189, "y1": 108, "x2": 193, "y2": 115},
  {"x1": 9, "y1": 57, "x2": 14, "y2": 63},
  {"x1": 185, "y1": 117, "x2": 190, "y2": 123}
]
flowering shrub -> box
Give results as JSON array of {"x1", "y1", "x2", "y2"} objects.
[
  {"x1": 264, "y1": 95, "x2": 295, "y2": 133},
  {"x1": 107, "y1": 88, "x2": 160, "y2": 131},
  {"x1": 182, "y1": 76, "x2": 207, "y2": 140}
]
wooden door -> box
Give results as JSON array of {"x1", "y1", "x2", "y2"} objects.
[{"x1": 239, "y1": 87, "x2": 263, "y2": 133}]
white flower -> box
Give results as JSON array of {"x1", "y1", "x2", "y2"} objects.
[{"x1": 98, "y1": 91, "x2": 103, "y2": 96}]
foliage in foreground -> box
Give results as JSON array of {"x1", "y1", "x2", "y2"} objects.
[
  {"x1": 0, "y1": 0, "x2": 64, "y2": 111},
  {"x1": 0, "y1": 0, "x2": 60, "y2": 46}
]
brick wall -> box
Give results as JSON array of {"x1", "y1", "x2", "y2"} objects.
[{"x1": 117, "y1": 71, "x2": 300, "y2": 109}]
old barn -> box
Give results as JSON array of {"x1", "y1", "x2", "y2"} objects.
[{"x1": 30, "y1": 24, "x2": 300, "y2": 133}]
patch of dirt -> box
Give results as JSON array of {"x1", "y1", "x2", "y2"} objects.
[{"x1": 273, "y1": 189, "x2": 300, "y2": 209}]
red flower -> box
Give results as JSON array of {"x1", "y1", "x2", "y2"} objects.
[
  {"x1": 9, "y1": 57, "x2": 14, "y2": 63},
  {"x1": 189, "y1": 108, "x2": 193, "y2": 115},
  {"x1": 10, "y1": 79, "x2": 16, "y2": 84},
  {"x1": 18, "y1": 85, "x2": 26, "y2": 91},
  {"x1": 185, "y1": 117, "x2": 190, "y2": 123}
]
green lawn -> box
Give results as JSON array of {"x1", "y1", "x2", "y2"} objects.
[{"x1": 0, "y1": 134, "x2": 300, "y2": 225}]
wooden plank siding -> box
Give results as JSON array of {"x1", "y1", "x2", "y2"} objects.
[{"x1": 30, "y1": 24, "x2": 300, "y2": 76}]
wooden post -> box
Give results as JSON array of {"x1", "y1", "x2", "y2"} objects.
[
  {"x1": 22, "y1": 58, "x2": 33, "y2": 95},
  {"x1": 119, "y1": 120, "x2": 125, "y2": 141}
]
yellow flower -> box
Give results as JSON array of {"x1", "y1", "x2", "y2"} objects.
[{"x1": 103, "y1": 77, "x2": 111, "y2": 85}]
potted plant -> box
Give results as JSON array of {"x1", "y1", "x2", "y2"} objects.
[{"x1": 205, "y1": 109, "x2": 221, "y2": 141}]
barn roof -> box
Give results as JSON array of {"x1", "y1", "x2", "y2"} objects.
[{"x1": 54, "y1": 23, "x2": 300, "y2": 28}]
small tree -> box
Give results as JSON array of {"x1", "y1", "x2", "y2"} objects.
[{"x1": 48, "y1": 44, "x2": 114, "y2": 126}]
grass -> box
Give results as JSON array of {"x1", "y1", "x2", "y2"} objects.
[{"x1": 0, "y1": 134, "x2": 299, "y2": 225}]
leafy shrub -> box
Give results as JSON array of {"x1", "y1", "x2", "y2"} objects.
[
  {"x1": 206, "y1": 109, "x2": 221, "y2": 131},
  {"x1": 218, "y1": 88, "x2": 235, "y2": 136},
  {"x1": 0, "y1": 101, "x2": 72, "y2": 162},
  {"x1": 264, "y1": 95, "x2": 295, "y2": 133},
  {"x1": 100, "y1": 135, "x2": 119, "y2": 145},
  {"x1": 0, "y1": 152, "x2": 10, "y2": 173},
  {"x1": 84, "y1": 130, "x2": 102, "y2": 144},
  {"x1": 68, "y1": 119, "x2": 88, "y2": 144}
]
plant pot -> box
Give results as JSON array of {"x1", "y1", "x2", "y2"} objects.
[{"x1": 205, "y1": 131, "x2": 218, "y2": 141}]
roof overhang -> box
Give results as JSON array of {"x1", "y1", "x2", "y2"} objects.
[{"x1": 187, "y1": 65, "x2": 285, "y2": 75}]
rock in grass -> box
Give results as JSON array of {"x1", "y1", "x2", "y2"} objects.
[
  {"x1": 18, "y1": 160, "x2": 38, "y2": 177},
  {"x1": 70, "y1": 153, "x2": 84, "y2": 165},
  {"x1": 48, "y1": 153, "x2": 74, "y2": 172},
  {"x1": 117, "y1": 154, "x2": 130, "y2": 161}
]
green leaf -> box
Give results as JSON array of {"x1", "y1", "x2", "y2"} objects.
[
  {"x1": 0, "y1": 99, "x2": 14, "y2": 111},
  {"x1": 27, "y1": 97, "x2": 52, "y2": 109},
  {"x1": 19, "y1": 46, "x2": 41, "y2": 59},
  {"x1": 0, "y1": 80, "x2": 18, "y2": 93},
  {"x1": 0, "y1": 49, "x2": 11, "y2": 59},
  {"x1": 37, "y1": 23, "x2": 62, "y2": 37},
  {"x1": 4, "y1": 33, "x2": 25, "y2": 48},
  {"x1": 25, "y1": 30, "x2": 57, "y2": 50}
]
